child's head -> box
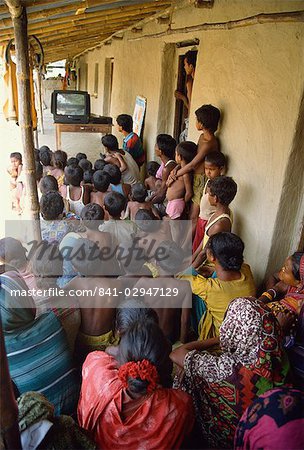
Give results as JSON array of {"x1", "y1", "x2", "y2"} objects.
[
  {"x1": 0, "y1": 237, "x2": 27, "y2": 269},
  {"x1": 103, "y1": 163, "x2": 121, "y2": 185},
  {"x1": 206, "y1": 232, "x2": 244, "y2": 271},
  {"x1": 135, "y1": 209, "x2": 159, "y2": 232},
  {"x1": 66, "y1": 157, "x2": 78, "y2": 168},
  {"x1": 156, "y1": 240, "x2": 185, "y2": 274},
  {"x1": 184, "y1": 50, "x2": 197, "y2": 75},
  {"x1": 78, "y1": 158, "x2": 93, "y2": 172},
  {"x1": 81, "y1": 203, "x2": 104, "y2": 230},
  {"x1": 76, "y1": 152, "x2": 87, "y2": 162},
  {"x1": 131, "y1": 183, "x2": 147, "y2": 203},
  {"x1": 94, "y1": 159, "x2": 107, "y2": 171},
  {"x1": 32, "y1": 242, "x2": 63, "y2": 288},
  {"x1": 104, "y1": 191, "x2": 126, "y2": 218},
  {"x1": 204, "y1": 151, "x2": 226, "y2": 179},
  {"x1": 146, "y1": 161, "x2": 160, "y2": 177},
  {"x1": 101, "y1": 134, "x2": 119, "y2": 152},
  {"x1": 83, "y1": 169, "x2": 94, "y2": 184},
  {"x1": 195, "y1": 104, "x2": 220, "y2": 133},
  {"x1": 39, "y1": 175, "x2": 58, "y2": 195},
  {"x1": 175, "y1": 141, "x2": 197, "y2": 164},
  {"x1": 64, "y1": 166, "x2": 83, "y2": 187},
  {"x1": 208, "y1": 176, "x2": 237, "y2": 206},
  {"x1": 70, "y1": 238, "x2": 102, "y2": 276},
  {"x1": 116, "y1": 240, "x2": 146, "y2": 275},
  {"x1": 40, "y1": 191, "x2": 64, "y2": 220},
  {"x1": 93, "y1": 170, "x2": 110, "y2": 192},
  {"x1": 10, "y1": 152, "x2": 22, "y2": 168},
  {"x1": 53, "y1": 150, "x2": 67, "y2": 170},
  {"x1": 115, "y1": 298, "x2": 159, "y2": 337},
  {"x1": 118, "y1": 321, "x2": 172, "y2": 393},
  {"x1": 35, "y1": 161, "x2": 43, "y2": 182},
  {"x1": 39, "y1": 146, "x2": 53, "y2": 166},
  {"x1": 116, "y1": 114, "x2": 133, "y2": 133},
  {"x1": 155, "y1": 134, "x2": 176, "y2": 159}
]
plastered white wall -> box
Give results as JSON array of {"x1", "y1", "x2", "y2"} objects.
[{"x1": 76, "y1": 0, "x2": 304, "y2": 283}]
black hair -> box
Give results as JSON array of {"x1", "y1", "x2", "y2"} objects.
[
  {"x1": 195, "y1": 104, "x2": 221, "y2": 133},
  {"x1": 76, "y1": 152, "x2": 87, "y2": 161},
  {"x1": 0, "y1": 237, "x2": 27, "y2": 270},
  {"x1": 35, "y1": 161, "x2": 43, "y2": 182},
  {"x1": 209, "y1": 176, "x2": 237, "y2": 205},
  {"x1": 10, "y1": 152, "x2": 22, "y2": 162},
  {"x1": 94, "y1": 159, "x2": 107, "y2": 171},
  {"x1": 157, "y1": 240, "x2": 185, "y2": 273},
  {"x1": 83, "y1": 169, "x2": 94, "y2": 184},
  {"x1": 156, "y1": 134, "x2": 177, "y2": 159},
  {"x1": 116, "y1": 241, "x2": 147, "y2": 275},
  {"x1": 205, "y1": 151, "x2": 226, "y2": 168},
  {"x1": 66, "y1": 157, "x2": 78, "y2": 168},
  {"x1": 103, "y1": 163, "x2": 121, "y2": 185},
  {"x1": 39, "y1": 147, "x2": 52, "y2": 166},
  {"x1": 93, "y1": 170, "x2": 110, "y2": 192},
  {"x1": 146, "y1": 161, "x2": 160, "y2": 177},
  {"x1": 31, "y1": 242, "x2": 63, "y2": 287},
  {"x1": 40, "y1": 191, "x2": 64, "y2": 220},
  {"x1": 34, "y1": 148, "x2": 40, "y2": 161},
  {"x1": 115, "y1": 298, "x2": 159, "y2": 336},
  {"x1": 184, "y1": 50, "x2": 197, "y2": 68},
  {"x1": 206, "y1": 232, "x2": 244, "y2": 271},
  {"x1": 135, "y1": 209, "x2": 159, "y2": 232},
  {"x1": 116, "y1": 114, "x2": 133, "y2": 133},
  {"x1": 78, "y1": 158, "x2": 93, "y2": 172},
  {"x1": 39, "y1": 175, "x2": 58, "y2": 195},
  {"x1": 291, "y1": 252, "x2": 304, "y2": 281},
  {"x1": 131, "y1": 183, "x2": 147, "y2": 203},
  {"x1": 176, "y1": 141, "x2": 197, "y2": 164},
  {"x1": 70, "y1": 238, "x2": 102, "y2": 276},
  {"x1": 101, "y1": 134, "x2": 119, "y2": 151},
  {"x1": 81, "y1": 203, "x2": 104, "y2": 230},
  {"x1": 53, "y1": 150, "x2": 67, "y2": 170},
  {"x1": 104, "y1": 192, "x2": 126, "y2": 217},
  {"x1": 64, "y1": 166, "x2": 83, "y2": 187},
  {"x1": 118, "y1": 321, "x2": 172, "y2": 394}
]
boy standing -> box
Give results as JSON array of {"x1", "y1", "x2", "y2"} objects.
[{"x1": 116, "y1": 114, "x2": 145, "y2": 168}]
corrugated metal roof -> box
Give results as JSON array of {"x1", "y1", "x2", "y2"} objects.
[{"x1": 0, "y1": 0, "x2": 172, "y2": 62}]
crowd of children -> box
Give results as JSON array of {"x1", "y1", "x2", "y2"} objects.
[{"x1": 1, "y1": 107, "x2": 304, "y2": 449}]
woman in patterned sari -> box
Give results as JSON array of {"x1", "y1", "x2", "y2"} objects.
[{"x1": 170, "y1": 297, "x2": 291, "y2": 449}]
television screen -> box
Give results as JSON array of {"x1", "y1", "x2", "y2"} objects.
[{"x1": 56, "y1": 92, "x2": 86, "y2": 116}]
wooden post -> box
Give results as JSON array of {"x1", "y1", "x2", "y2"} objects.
[
  {"x1": 0, "y1": 320, "x2": 21, "y2": 450},
  {"x1": 5, "y1": 0, "x2": 41, "y2": 241}
]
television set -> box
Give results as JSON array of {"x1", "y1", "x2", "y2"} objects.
[{"x1": 51, "y1": 90, "x2": 90, "y2": 124}]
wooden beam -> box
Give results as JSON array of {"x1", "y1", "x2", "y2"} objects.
[{"x1": 4, "y1": 1, "x2": 41, "y2": 239}]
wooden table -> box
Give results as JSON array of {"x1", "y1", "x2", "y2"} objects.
[{"x1": 55, "y1": 122, "x2": 112, "y2": 150}]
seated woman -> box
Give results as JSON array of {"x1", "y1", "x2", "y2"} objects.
[
  {"x1": 78, "y1": 321, "x2": 194, "y2": 450},
  {"x1": 0, "y1": 271, "x2": 80, "y2": 416},
  {"x1": 170, "y1": 297, "x2": 291, "y2": 449},
  {"x1": 235, "y1": 387, "x2": 304, "y2": 450},
  {"x1": 260, "y1": 251, "x2": 304, "y2": 343},
  {"x1": 179, "y1": 232, "x2": 256, "y2": 340}
]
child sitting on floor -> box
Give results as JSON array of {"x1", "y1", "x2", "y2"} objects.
[
  {"x1": 116, "y1": 113, "x2": 145, "y2": 168},
  {"x1": 98, "y1": 192, "x2": 137, "y2": 246},
  {"x1": 39, "y1": 146, "x2": 53, "y2": 175},
  {"x1": 124, "y1": 183, "x2": 160, "y2": 220},
  {"x1": 7, "y1": 152, "x2": 24, "y2": 213},
  {"x1": 90, "y1": 170, "x2": 111, "y2": 216},
  {"x1": 40, "y1": 191, "x2": 70, "y2": 243},
  {"x1": 193, "y1": 151, "x2": 226, "y2": 252},
  {"x1": 64, "y1": 165, "x2": 90, "y2": 216},
  {"x1": 94, "y1": 158, "x2": 107, "y2": 171},
  {"x1": 180, "y1": 232, "x2": 256, "y2": 340},
  {"x1": 102, "y1": 134, "x2": 140, "y2": 185},
  {"x1": 103, "y1": 163, "x2": 131, "y2": 198},
  {"x1": 192, "y1": 175, "x2": 237, "y2": 269},
  {"x1": 165, "y1": 141, "x2": 197, "y2": 219}
]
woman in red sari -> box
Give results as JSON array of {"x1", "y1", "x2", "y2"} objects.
[{"x1": 78, "y1": 320, "x2": 194, "y2": 450}]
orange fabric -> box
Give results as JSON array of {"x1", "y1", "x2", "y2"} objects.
[{"x1": 78, "y1": 351, "x2": 194, "y2": 450}]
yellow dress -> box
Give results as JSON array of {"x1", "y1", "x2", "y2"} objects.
[{"x1": 179, "y1": 264, "x2": 256, "y2": 340}]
